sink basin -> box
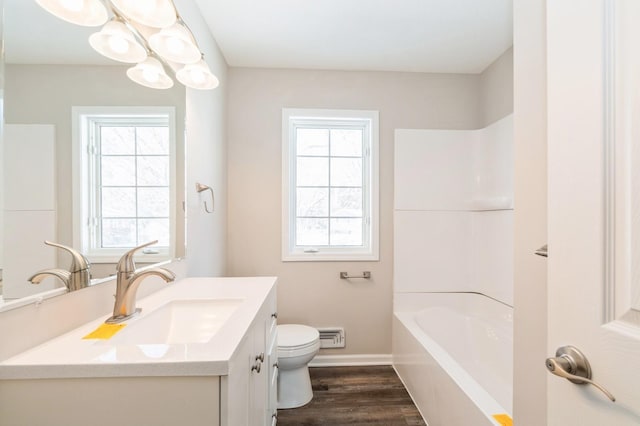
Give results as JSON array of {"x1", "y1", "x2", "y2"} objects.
[{"x1": 105, "y1": 299, "x2": 243, "y2": 345}]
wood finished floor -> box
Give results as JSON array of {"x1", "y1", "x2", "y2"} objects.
[{"x1": 277, "y1": 366, "x2": 426, "y2": 426}]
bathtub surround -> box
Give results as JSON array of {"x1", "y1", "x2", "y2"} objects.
[
  {"x1": 393, "y1": 115, "x2": 514, "y2": 425},
  {"x1": 2, "y1": 125, "x2": 57, "y2": 299},
  {"x1": 394, "y1": 116, "x2": 514, "y2": 305}
]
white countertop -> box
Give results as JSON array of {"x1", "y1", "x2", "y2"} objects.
[{"x1": 0, "y1": 276, "x2": 277, "y2": 380}]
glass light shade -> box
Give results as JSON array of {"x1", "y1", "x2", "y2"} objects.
[
  {"x1": 36, "y1": 0, "x2": 108, "y2": 27},
  {"x1": 89, "y1": 20, "x2": 148, "y2": 63},
  {"x1": 127, "y1": 57, "x2": 174, "y2": 89},
  {"x1": 110, "y1": 0, "x2": 177, "y2": 28},
  {"x1": 148, "y1": 23, "x2": 201, "y2": 64},
  {"x1": 176, "y1": 60, "x2": 219, "y2": 90}
]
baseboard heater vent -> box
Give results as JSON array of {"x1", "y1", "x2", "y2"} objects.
[{"x1": 317, "y1": 327, "x2": 345, "y2": 348}]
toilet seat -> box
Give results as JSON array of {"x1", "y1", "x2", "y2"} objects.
[
  {"x1": 278, "y1": 340, "x2": 321, "y2": 358},
  {"x1": 277, "y1": 324, "x2": 320, "y2": 357}
]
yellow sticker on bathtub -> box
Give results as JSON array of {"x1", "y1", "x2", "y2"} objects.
[
  {"x1": 492, "y1": 414, "x2": 513, "y2": 426},
  {"x1": 82, "y1": 323, "x2": 126, "y2": 340}
]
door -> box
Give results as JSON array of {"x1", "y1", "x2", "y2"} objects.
[{"x1": 547, "y1": 0, "x2": 640, "y2": 424}]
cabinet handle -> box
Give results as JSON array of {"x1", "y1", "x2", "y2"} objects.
[
  {"x1": 251, "y1": 362, "x2": 262, "y2": 374},
  {"x1": 271, "y1": 412, "x2": 277, "y2": 426},
  {"x1": 271, "y1": 312, "x2": 278, "y2": 319},
  {"x1": 255, "y1": 353, "x2": 265, "y2": 362}
]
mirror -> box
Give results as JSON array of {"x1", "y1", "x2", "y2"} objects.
[{"x1": 0, "y1": 0, "x2": 186, "y2": 303}]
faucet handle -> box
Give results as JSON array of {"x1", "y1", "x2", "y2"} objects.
[
  {"x1": 117, "y1": 240, "x2": 159, "y2": 273},
  {"x1": 44, "y1": 241, "x2": 90, "y2": 272}
]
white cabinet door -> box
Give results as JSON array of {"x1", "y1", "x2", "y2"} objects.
[
  {"x1": 266, "y1": 313, "x2": 279, "y2": 425},
  {"x1": 250, "y1": 317, "x2": 268, "y2": 425},
  {"x1": 223, "y1": 332, "x2": 252, "y2": 426},
  {"x1": 223, "y1": 288, "x2": 277, "y2": 426},
  {"x1": 251, "y1": 291, "x2": 278, "y2": 426},
  {"x1": 547, "y1": 0, "x2": 640, "y2": 424}
]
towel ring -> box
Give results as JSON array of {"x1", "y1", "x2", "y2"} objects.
[{"x1": 195, "y1": 182, "x2": 214, "y2": 213}]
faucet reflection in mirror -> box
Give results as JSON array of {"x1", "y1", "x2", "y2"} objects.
[
  {"x1": 35, "y1": 0, "x2": 219, "y2": 90},
  {"x1": 106, "y1": 240, "x2": 175, "y2": 324},
  {"x1": 28, "y1": 241, "x2": 91, "y2": 292}
]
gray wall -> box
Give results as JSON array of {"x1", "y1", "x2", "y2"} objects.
[
  {"x1": 182, "y1": 0, "x2": 229, "y2": 278},
  {"x1": 226, "y1": 62, "x2": 512, "y2": 356},
  {"x1": 481, "y1": 47, "x2": 514, "y2": 126}
]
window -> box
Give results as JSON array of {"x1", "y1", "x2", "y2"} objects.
[
  {"x1": 282, "y1": 108, "x2": 379, "y2": 261},
  {"x1": 73, "y1": 107, "x2": 176, "y2": 262}
]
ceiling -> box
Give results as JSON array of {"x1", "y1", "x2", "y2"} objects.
[
  {"x1": 4, "y1": 0, "x2": 112, "y2": 65},
  {"x1": 194, "y1": 0, "x2": 513, "y2": 74},
  {"x1": 5, "y1": 0, "x2": 513, "y2": 74}
]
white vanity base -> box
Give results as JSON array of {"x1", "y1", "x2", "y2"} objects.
[
  {"x1": 1, "y1": 376, "x2": 220, "y2": 426},
  {"x1": 0, "y1": 277, "x2": 278, "y2": 426}
]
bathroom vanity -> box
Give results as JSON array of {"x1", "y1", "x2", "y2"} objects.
[{"x1": 0, "y1": 277, "x2": 278, "y2": 426}]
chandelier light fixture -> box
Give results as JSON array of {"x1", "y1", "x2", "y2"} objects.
[{"x1": 35, "y1": 0, "x2": 219, "y2": 90}]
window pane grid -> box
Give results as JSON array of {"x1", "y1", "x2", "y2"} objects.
[
  {"x1": 96, "y1": 123, "x2": 170, "y2": 250},
  {"x1": 294, "y1": 123, "x2": 365, "y2": 248}
]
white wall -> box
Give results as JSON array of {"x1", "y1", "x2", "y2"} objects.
[
  {"x1": 226, "y1": 68, "x2": 482, "y2": 356},
  {"x1": 513, "y1": 0, "x2": 548, "y2": 424}
]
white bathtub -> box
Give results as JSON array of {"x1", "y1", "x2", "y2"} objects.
[{"x1": 393, "y1": 292, "x2": 513, "y2": 426}]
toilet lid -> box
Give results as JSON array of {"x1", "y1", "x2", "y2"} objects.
[{"x1": 277, "y1": 324, "x2": 319, "y2": 348}]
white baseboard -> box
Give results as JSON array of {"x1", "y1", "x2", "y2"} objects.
[{"x1": 309, "y1": 354, "x2": 392, "y2": 367}]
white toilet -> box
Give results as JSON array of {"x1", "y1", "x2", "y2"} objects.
[{"x1": 277, "y1": 324, "x2": 321, "y2": 409}]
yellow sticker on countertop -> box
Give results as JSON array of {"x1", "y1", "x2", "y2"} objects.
[
  {"x1": 82, "y1": 323, "x2": 126, "y2": 340},
  {"x1": 492, "y1": 414, "x2": 513, "y2": 426}
]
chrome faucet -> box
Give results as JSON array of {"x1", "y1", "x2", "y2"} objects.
[
  {"x1": 28, "y1": 241, "x2": 91, "y2": 292},
  {"x1": 106, "y1": 240, "x2": 175, "y2": 324}
]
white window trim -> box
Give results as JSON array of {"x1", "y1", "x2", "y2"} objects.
[
  {"x1": 72, "y1": 106, "x2": 177, "y2": 264},
  {"x1": 282, "y1": 108, "x2": 379, "y2": 262}
]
